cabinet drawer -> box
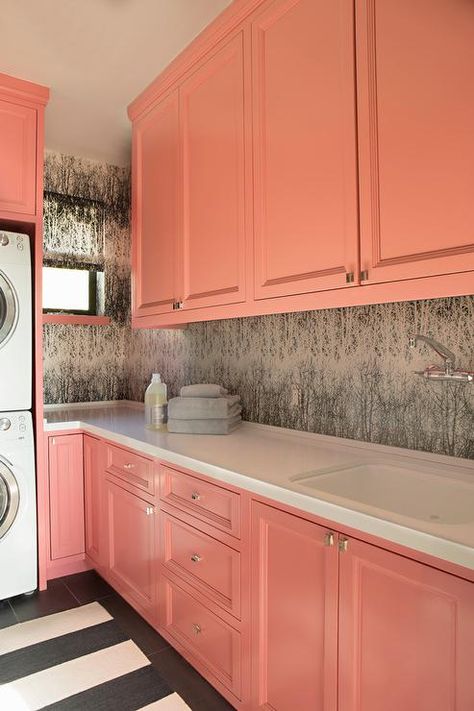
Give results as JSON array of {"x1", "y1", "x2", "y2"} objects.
[
  {"x1": 160, "y1": 576, "x2": 241, "y2": 698},
  {"x1": 106, "y1": 444, "x2": 155, "y2": 496},
  {"x1": 160, "y1": 465, "x2": 240, "y2": 537},
  {"x1": 161, "y1": 512, "x2": 241, "y2": 618}
]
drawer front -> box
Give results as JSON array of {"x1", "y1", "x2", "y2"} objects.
[
  {"x1": 160, "y1": 465, "x2": 240, "y2": 537},
  {"x1": 161, "y1": 512, "x2": 241, "y2": 617},
  {"x1": 106, "y1": 444, "x2": 155, "y2": 496},
  {"x1": 160, "y1": 577, "x2": 241, "y2": 697}
]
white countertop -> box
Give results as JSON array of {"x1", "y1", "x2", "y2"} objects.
[{"x1": 44, "y1": 401, "x2": 474, "y2": 571}]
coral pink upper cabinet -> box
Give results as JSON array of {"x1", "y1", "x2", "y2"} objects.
[
  {"x1": 132, "y1": 91, "x2": 180, "y2": 317},
  {"x1": 356, "y1": 0, "x2": 474, "y2": 284},
  {"x1": 338, "y1": 538, "x2": 474, "y2": 711},
  {"x1": 252, "y1": 0, "x2": 359, "y2": 300},
  {"x1": 48, "y1": 435, "x2": 85, "y2": 560},
  {"x1": 0, "y1": 99, "x2": 36, "y2": 216},
  {"x1": 105, "y1": 478, "x2": 156, "y2": 617},
  {"x1": 84, "y1": 435, "x2": 106, "y2": 568},
  {"x1": 179, "y1": 31, "x2": 248, "y2": 311},
  {"x1": 251, "y1": 502, "x2": 338, "y2": 711}
]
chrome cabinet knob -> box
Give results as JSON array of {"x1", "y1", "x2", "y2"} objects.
[
  {"x1": 123, "y1": 463, "x2": 135, "y2": 469},
  {"x1": 190, "y1": 554, "x2": 202, "y2": 563},
  {"x1": 191, "y1": 492, "x2": 200, "y2": 501},
  {"x1": 192, "y1": 623, "x2": 202, "y2": 635}
]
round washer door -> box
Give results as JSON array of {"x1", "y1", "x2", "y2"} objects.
[
  {"x1": 0, "y1": 271, "x2": 18, "y2": 349},
  {"x1": 0, "y1": 460, "x2": 20, "y2": 539}
]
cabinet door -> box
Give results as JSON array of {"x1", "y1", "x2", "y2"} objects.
[
  {"x1": 252, "y1": 0, "x2": 359, "y2": 300},
  {"x1": 251, "y1": 502, "x2": 338, "y2": 711},
  {"x1": 179, "y1": 31, "x2": 248, "y2": 310},
  {"x1": 84, "y1": 435, "x2": 105, "y2": 568},
  {"x1": 0, "y1": 100, "x2": 36, "y2": 215},
  {"x1": 48, "y1": 434, "x2": 84, "y2": 560},
  {"x1": 339, "y1": 538, "x2": 474, "y2": 711},
  {"x1": 132, "y1": 91, "x2": 180, "y2": 317},
  {"x1": 356, "y1": 0, "x2": 474, "y2": 284},
  {"x1": 105, "y1": 478, "x2": 156, "y2": 615}
]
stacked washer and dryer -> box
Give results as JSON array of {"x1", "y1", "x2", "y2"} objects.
[{"x1": 0, "y1": 229, "x2": 37, "y2": 599}]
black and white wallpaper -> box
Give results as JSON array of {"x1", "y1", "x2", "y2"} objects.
[
  {"x1": 43, "y1": 153, "x2": 474, "y2": 459},
  {"x1": 43, "y1": 152, "x2": 131, "y2": 403}
]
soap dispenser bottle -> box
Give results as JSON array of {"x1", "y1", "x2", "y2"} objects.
[{"x1": 145, "y1": 373, "x2": 168, "y2": 430}]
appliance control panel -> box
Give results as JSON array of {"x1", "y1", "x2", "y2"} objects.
[
  {"x1": 0, "y1": 411, "x2": 34, "y2": 445},
  {"x1": 0, "y1": 230, "x2": 31, "y2": 265}
]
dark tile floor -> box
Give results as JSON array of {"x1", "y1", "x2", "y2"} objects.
[{"x1": 1, "y1": 570, "x2": 233, "y2": 710}]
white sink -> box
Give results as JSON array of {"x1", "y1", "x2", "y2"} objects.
[{"x1": 292, "y1": 462, "x2": 474, "y2": 524}]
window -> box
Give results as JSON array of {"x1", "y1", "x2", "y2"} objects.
[
  {"x1": 42, "y1": 266, "x2": 102, "y2": 316},
  {"x1": 43, "y1": 191, "x2": 106, "y2": 319}
]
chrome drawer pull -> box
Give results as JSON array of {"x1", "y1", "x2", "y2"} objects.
[
  {"x1": 324, "y1": 532, "x2": 335, "y2": 547},
  {"x1": 192, "y1": 623, "x2": 202, "y2": 635},
  {"x1": 190, "y1": 554, "x2": 202, "y2": 563},
  {"x1": 145, "y1": 506, "x2": 155, "y2": 516},
  {"x1": 123, "y1": 463, "x2": 135, "y2": 470},
  {"x1": 191, "y1": 492, "x2": 201, "y2": 501},
  {"x1": 338, "y1": 537, "x2": 349, "y2": 553}
]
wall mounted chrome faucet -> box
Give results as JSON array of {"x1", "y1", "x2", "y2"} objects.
[{"x1": 409, "y1": 334, "x2": 473, "y2": 383}]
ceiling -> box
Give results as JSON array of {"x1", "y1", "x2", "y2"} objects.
[{"x1": 2, "y1": 0, "x2": 231, "y2": 166}]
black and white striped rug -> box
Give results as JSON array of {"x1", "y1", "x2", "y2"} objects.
[{"x1": 0, "y1": 602, "x2": 191, "y2": 710}]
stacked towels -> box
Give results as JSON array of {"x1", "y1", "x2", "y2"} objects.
[{"x1": 167, "y1": 384, "x2": 242, "y2": 434}]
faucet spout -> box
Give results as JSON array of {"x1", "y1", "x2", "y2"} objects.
[
  {"x1": 409, "y1": 334, "x2": 473, "y2": 383},
  {"x1": 409, "y1": 334, "x2": 456, "y2": 374}
]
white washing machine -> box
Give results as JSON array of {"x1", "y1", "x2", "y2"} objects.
[
  {"x1": 0, "y1": 411, "x2": 37, "y2": 600},
  {"x1": 0, "y1": 230, "x2": 32, "y2": 411}
]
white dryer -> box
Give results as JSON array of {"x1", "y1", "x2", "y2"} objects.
[
  {"x1": 0, "y1": 230, "x2": 32, "y2": 411},
  {"x1": 0, "y1": 411, "x2": 36, "y2": 599}
]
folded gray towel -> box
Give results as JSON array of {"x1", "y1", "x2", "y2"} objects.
[
  {"x1": 167, "y1": 415, "x2": 241, "y2": 434},
  {"x1": 168, "y1": 395, "x2": 241, "y2": 420},
  {"x1": 180, "y1": 384, "x2": 228, "y2": 398}
]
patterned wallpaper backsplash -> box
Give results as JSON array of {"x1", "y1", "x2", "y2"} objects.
[{"x1": 43, "y1": 153, "x2": 474, "y2": 459}]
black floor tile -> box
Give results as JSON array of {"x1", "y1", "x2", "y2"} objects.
[
  {"x1": 148, "y1": 646, "x2": 232, "y2": 710},
  {"x1": 60, "y1": 570, "x2": 114, "y2": 604},
  {"x1": 9, "y1": 578, "x2": 79, "y2": 622},
  {"x1": 189, "y1": 689, "x2": 235, "y2": 711},
  {"x1": 0, "y1": 600, "x2": 16, "y2": 629},
  {"x1": 100, "y1": 593, "x2": 169, "y2": 655}
]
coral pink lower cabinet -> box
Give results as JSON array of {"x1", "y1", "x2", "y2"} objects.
[
  {"x1": 104, "y1": 477, "x2": 157, "y2": 620},
  {"x1": 84, "y1": 435, "x2": 106, "y2": 569},
  {"x1": 250, "y1": 502, "x2": 338, "y2": 710},
  {"x1": 48, "y1": 434, "x2": 85, "y2": 562},
  {"x1": 338, "y1": 537, "x2": 474, "y2": 711},
  {"x1": 251, "y1": 501, "x2": 474, "y2": 711}
]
